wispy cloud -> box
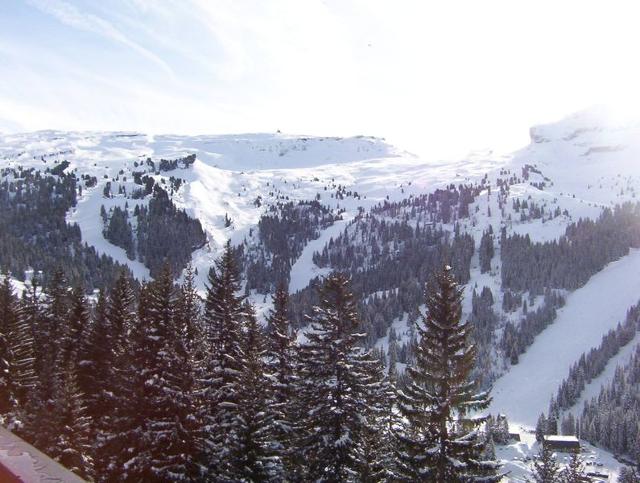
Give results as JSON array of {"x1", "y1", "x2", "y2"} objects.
[{"x1": 26, "y1": 0, "x2": 174, "y2": 76}]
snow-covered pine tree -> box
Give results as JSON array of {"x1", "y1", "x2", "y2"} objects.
[
  {"x1": 493, "y1": 414, "x2": 511, "y2": 445},
  {"x1": 619, "y1": 466, "x2": 640, "y2": 483},
  {"x1": 235, "y1": 304, "x2": 282, "y2": 481},
  {"x1": 96, "y1": 271, "x2": 138, "y2": 481},
  {"x1": 547, "y1": 397, "x2": 559, "y2": 435},
  {"x1": 357, "y1": 355, "x2": 391, "y2": 482},
  {"x1": 54, "y1": 360, "x2": 93, "y2": 480},
  {"x1": 201, "y1": 241, "x2": 248, "y2": 479},
  {"x1": 535, "y1": 413, "x2": 547, "y2": 442},
  {"x1": 48, "y1": 286, "x2": 93, "y2": 477},
  {"x1": 174, "y1": 264, "x2": 206, "y2": 477},
  {"x1": 379, "y1": 348, "x2": 402, "y2": 480},
  {"x1": 0, "y1": 275, "x2": 36, "y2": 429},
  {"x1": 175, "y1": 263, "x2": 207, "y2": 478},
  {"x1": 297, "y1": 272, "x2": 382, "y2": 481},
  {"x1": 175, "y1": 263, "x2": 203, "y2": 355},
  {"x1": 42, "y1": 268, "x2": 68, "y2": 351},
  {"x1": 0, "y1": 275, "x2": 15, "y2": 418},
  {"x1": 560, "y1": 452, "x2": 585, "y2": 483},
  {"x1": 264, "y1": 285, "x2": 299, "y2": 475},
  {"x1": 530, "y1": 445, "x2": 559, "y2": 483},
  {"x1": 0, "y1": 274, "x2": 13, "y2": 415},
  {"x1": 30, "y1": 269, "x2": 70, "y2": 453},
  {"x1": 77, "y1": 290, "x2": 110, "y2": 425},
  {"x1": 58, "y1": 286, "x2": 88, "y2": 375},
  {"x1": 396, "y1": 266, "x2": 500, "y2": 482},
  {"x1": 560, "y1": 412, "x2": 576, "y2": 436},
  {"x1": 479, "y1": 229, "x2": 494, "y2": 274},
  {"x1": 125, "y1": 265, "x2": 201, "y2": 481},
  {"x1": 16, "y1": 277, "x2": 42, "y2": 442}
]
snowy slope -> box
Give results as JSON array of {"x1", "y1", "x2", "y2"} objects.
[
  {"x1": 514, "y1": 107, "x2": 640, "y2": 216},
  {"x1": 0, "y1": 129, "x2": 504, "y2": 289},
  {"x1": 488, "y1": 249, "x2": 640, "y2": 426},
  {"x1": 288, "y1": 213, "x2": 354, "y2": 293},
  {"x1": 3, "y1": 110, "x2": 640, "y2": 374},
  {"x1": 565, "y1": 333, "x2": 640, "y2": 419}
]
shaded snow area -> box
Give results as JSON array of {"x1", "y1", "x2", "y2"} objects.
[
  {"x1": 0, "y1": 426, "x2": 85, "y2": 482},
  {"x1": 488, "y1": 249, "x2": 640, "y2": 426}
]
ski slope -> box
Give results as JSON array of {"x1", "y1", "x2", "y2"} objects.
[
  {"x1": 566, "y1": 332, "x2": 640, "y2": 419},
  {"x1": 67, "y1": 184, "x2": 151, "y2": 281},
  {"x1": 488, "y1": 248, "x2": 640, "y2": 427},
  {"x1": 288, "y1": 213, "x2": 354, "y2": 293}
]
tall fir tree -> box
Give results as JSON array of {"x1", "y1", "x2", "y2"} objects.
[
  {"x1": 126, "y1": 265, "x2": 200, "y2": 481},
  {"x1": 54, "y1": 360, "x2": 94, "y2": 480},
  {"x1": 0, "y1": 274, "x2": 16, "y2": 415},
  {"x1": 48, "y1": 285, "x2": 93, "y2": 477},
  {"x1": 42, "y1": 268, "x2": 68, "y2": 352},
  {"x1": 535, "y1": 413, "x2": 547, "y2": 443},
  {"x1": 31, "y1": 268, "x2": 70, "y2": 454},
  {"x1": 530, "y1": 445, "x2": 560, "y2": 483},
  {"x1": 175, "y1": 263, "x2": 206, "y2": 477},
  {"x1": 174, "y1": 264, "x2": 206, "y2": 478},
  {"x1": 16, "y1": 276, "x2": 42, "y2": 443},
  {"x1": 58, "y1": 286, "x2": 89, "y2": 375},
  {"x1": 357, "y1": 356, "x2": 392, "y2": 482},
  {"x1": 0, "y1": 275, "x2": 36, "y2": 429},
  {"x1": 264, "y1": 285, "x2": 299, "y2": 475},
  {"x1": 298, "y1": 273, "x2": 383, "y2": 481},
  {"x1": 236, "y1": 304, "x2": 282, "y2": 481},
  {"x1": 378, "y1": 347, "x2": 403, "y2": 481},
  {"x1": 560, "y1": 452, "x2": 585, "y2": 483},
  {"x1": 77, "y1": 290, "x2": 111, "y2": 424},
  {"x1": 97, "y1": 271, "x2": 138, "y2": 481},
  {"x1": 201, "y1": 241, "x2": 248, "y2": 479},
  {"x1": 175, "y1": 263, "x2": 203, "y2": 355},
  {"x1": 396, "y1": 266, "x2": 500, "y2": 482}
]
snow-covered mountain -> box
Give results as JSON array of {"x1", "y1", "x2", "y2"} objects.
[{"x1": 3, "y1": 107, "x2": 640, "y2": 480}]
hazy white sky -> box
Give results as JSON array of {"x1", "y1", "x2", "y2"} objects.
[{"x1": 1, "y1": 0, "x2": 640, "y2": 159}]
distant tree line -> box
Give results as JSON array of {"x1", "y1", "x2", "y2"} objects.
[
  {"x1": 243, "y1": 200, "x2": 341, "y2": 292},
  {"x1": 101, "y1": 204, "x2": 135, "y2": 259},
  {"x1": 553, "y1": 303, "x2": 640, "y2": 410},
  {"x1": 101, "y1": 185, "x2": 207, "y2": 278},
  {"x1": 312, "y1": 217, "x2": 474, "y2": 298},
  {"x1": 579, "y1": 344, "x2": 640, "y2": 462},
  {"x1": 500, "y1": 290, "x2": 566, "y2": 365},
  {"x1": 369, "y1": 182, "x2": 483, "y2": 224},
  {"x1": 468, "y1": 286, "x2": 500, "y2": 387},
  {"x1": 501, "y1": 203, "x2": 640, "y2": 294},
  {"x1": 0, "y1": 167, "x2": 131, "y2": 290}
]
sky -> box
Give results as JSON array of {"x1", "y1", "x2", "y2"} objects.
[{"x1": 1, "y1": 0, "x2": 640, "y2": 159}]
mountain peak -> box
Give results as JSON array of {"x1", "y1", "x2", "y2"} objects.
[{"x1": 528, "y1": 105, "x2": 640, "y2": 144}]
